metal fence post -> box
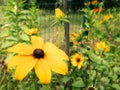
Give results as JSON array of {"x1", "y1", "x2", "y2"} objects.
[
  {"x1": 63, "y1": 0, "x2": 69, "y2": 56},
  {"x1": 83, "y1": 0, "x2": 89, "y2": 29}
]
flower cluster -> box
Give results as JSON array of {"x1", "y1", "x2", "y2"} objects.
[{"x1": 95, "y1": 41, "x2": 110, "y2": 52}]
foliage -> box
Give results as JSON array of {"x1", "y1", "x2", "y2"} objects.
[{"x1": 0, "y1": 0, "x2": 120, "y2": 90}]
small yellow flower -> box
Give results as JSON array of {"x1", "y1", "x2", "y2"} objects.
[
  {"x1": 104, "y1": 45, "x2": 110, "y2": 52},
  {"x1": 55, "y1": 8, "x2": 65, "y2": 19},
  {"x1": 25, "y1": 28, "x2": 38, "y2": 35},
  {"x1": 99, "y1": 14, "x2": 113, "y2": 24},
  {"x1": 91, "y1": 0, "x2": 98, "y2": 5},
  {"x1": 109, "y1": 14, "x2": 113, "y2": 19},
  {"x1": 71, "y1": 53, "x2": 84, "y2": 69},
  {"x1": 95, "y1": 41, "x2": 110, "y2": 52},
  {"x1": 7, "y1": 36, "x2": 68, "y2": 84}
]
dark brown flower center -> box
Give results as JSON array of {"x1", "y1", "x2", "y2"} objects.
[
  {"x1": 88, "y1": 87, "x2": 95, "y2": 90},
  {"x1": 33, "y1": 49, "x2": 44, "y2": 59},
  {"x1": 76, "y1": 58, "x2": 80, "y2": 62}
]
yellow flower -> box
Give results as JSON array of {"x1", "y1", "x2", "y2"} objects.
[
  {"x1": 91, "y1": 0, "x2": 98, "y2": 5},
  {"x1": 71, "y1": 53, "x2": 84, "y2": 69},
  {"x1": 104, "y1": 45, "x2": 110, "y2": 52},
  {"x1": 103, "y1": 15, "x2": 109, "y2": 21},
  {"x1": 109, "y1": 14, "x2": 113, "y2": 19},
  {"x1": 99, "y1": 14, "x2": 113, "y2": 24},
  {"x1": 55, "y1": 8, "x2": 65, "y2": 19},
  {"x1": 7, "y1": 36, "x2": 68, "y2": 84},
  {"x1": 25, "y1": 28, "x2": 38, "y2": 35},
  {"x1": 95, "y1": 41, "x2": 110, "y2": 52}
]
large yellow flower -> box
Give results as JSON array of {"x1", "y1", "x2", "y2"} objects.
[
  {"x1": 71, "y1": 53, "x2": 84, "y2": 69},
  {"x1": 7, "y1": 36, "x2": 68, "y2": 84},
  {"x1": 25, "y1": 28, "x2": 38, "y2": 35},
  {"x1": 95, "y1": 41, "x2": 110, "y2": 52},
  {"x1": 55, "y1": 8, "x2": 65, "y2": 19}
]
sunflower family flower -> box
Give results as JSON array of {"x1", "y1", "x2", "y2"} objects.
[
  {"x1": 55, "y1": 8, "x2": 65, "y2": 19},
  {"x1": 95, "y1": 41, "x2": 110, "y2": 52},
  {"x1": 7, "y1": 36, "x2": 68, "y2": 84},
  {"x1": 25, "y1": 28, "x2": 38, "y2": 35},
  {"x1": 71, "y1": 53, "x2": 84, "y2": 69},
  {"x1": 99, "y1": 14, "x2": 113, "y2": 24}
]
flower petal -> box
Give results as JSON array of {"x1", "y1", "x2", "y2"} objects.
[
  {"x1": 44, "y1": 42, "x2": 69, "y2": 61},
  {"x1": 71, "y1": 59, "x2": 77, "y2": 66},
  {"x1": 34, "y1": 59, "x2": 51, "y2": 84},
  {"x1": 45, "y1": 56, "x2": 68, "y2": 75},
  {"x1": 7, "y1": 55, "x2": 23, "y2": 71},
  {"x1": 31, "y1": 36, "x2": 44, "y2": 49},
  {"x1": 7, "y1": 43, "x2": 33, "y2": 55},
  {"x1": 14, "y1": 56, "x2": 37, "y2": 80}
]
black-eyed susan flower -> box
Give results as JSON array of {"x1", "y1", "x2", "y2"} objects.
[
  {"x1": 71, "y1": 53, "x2": 84, "y2": 69},
  {"x1": 55, "y1": 8, "x2": 65, "y2": 19},
  {"x1": 25, "y1": 28, "x2": 38, "y2": 35},
  {"x1": 95, "y1": 41, "x2": 110, "y2": 52},
  {"x1": 7, "y1": 36, "x2": 68, "y2": 84}
]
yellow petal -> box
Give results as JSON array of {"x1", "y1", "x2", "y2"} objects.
[
  {"x1": 34, "y1": 59, "x2": 51, "y2": 84},
  {"x1": 14, "y1": 56, "x2": 37, "y2": 80},
  {"x1": 7, "y1": 55, "x2": 23, "y2": 71},
  {"x1": 45, "y1": 56, "x2": 68, "y2": 75},
  {"x1": 44, "y1": 43, "x2": 69, "y2": 61},
  {"x1": 31, "y1": 36, "x2": 44, "y2": 49},
  {"x1": 71, "y1": 59, "x2": 77, "y2": 66},
  {"x1": 7, "y1": 43, "x2": 33, "y2": 55}
]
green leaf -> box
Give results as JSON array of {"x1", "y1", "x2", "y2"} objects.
[
  {"x1": 111, "y1": 84, "x2": 120, "y2": 89},
  {"x1": 1, "y1": 41, "x2": 15, "y2": 49},
  {"x1": 5, "y1": 53, "x2": 15, "y2": 63},
  {"x1": 115, "y1": 38, "x2": 120, "y2": 42},
  {"x1": 62, "y1": 76, "x2": 71, "y2": 83},
  {"x1": 72, "y1": 79, "x2": 85, "y2": 88},
  {"x1": 20, "y1": 34, "x2": 30, "y2": 41},
  {"x1": 29, "y1": 83, "x2": 35, "y2": 90},
  {"x1": 100, "y1": 77, "x2": 110, "y2": 84},
  {"x1": 88, "y1": 51, "x2": 102, "y2": 64}
]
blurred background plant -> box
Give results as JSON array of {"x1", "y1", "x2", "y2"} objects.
[
  {"x1": 0, "y1": 0, "x2": 120, "y2": 90},
  {"x1": 69, "y1": 1, "x2": 120, "y2": 90}
]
